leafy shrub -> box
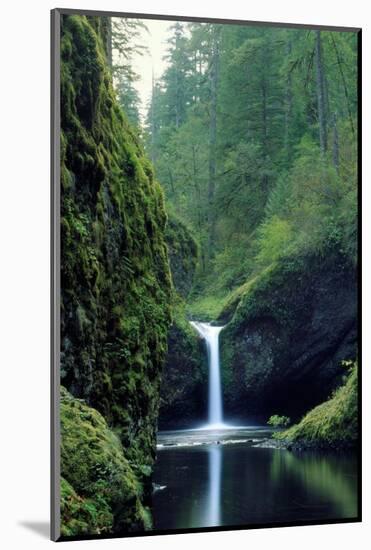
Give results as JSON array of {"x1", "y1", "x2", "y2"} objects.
[
  {"x1": 255, "y1": 216, "x2": 293, "y2": 267},
  {"x1": 267, "y1": 414, "x2": 291, "y2": 428}
]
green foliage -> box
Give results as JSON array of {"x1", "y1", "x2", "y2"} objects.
[
  {"x1": 255, "y1": 216, "x2": 293, "y2": 267},
  {"x1": 60, "y1": 14, "x2": 173, "y2": 534},
  {"x1": 111, "y1": 17, "x2": 148, "y2": 80},
  {"x1": 247, "y1": 137, "x2": 357, "y2": 286},
  {"x1": 188, "y1": 293, "x2": 231, "y2": 322},
  {"x1": 145, "y1": 23, "x2": 357, "y2": 306},
  {"x1": 115, "y1": 72, "x2": 141, "y2": 128},
  {"x1": 277, "y1": 363, "x2": 358, "y2": 448},
  {"x1": 59, "y1": 15, "x2": 358, "y2": 532},
  {"x1": 267, "y1": 415, "x2": 291, "y2": 428},
  {"x1": 60, "y1": 477, "x2": 113, "y2": 537},
  {"x1": 60, "y1": 387, "x2": 151, "y2": 535},
  {"x1": 61, "y1": 12, "x2": 171, "y2": 450}
]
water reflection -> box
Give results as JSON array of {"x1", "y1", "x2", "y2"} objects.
[
  {"x1": 152, "y1": 430, "x2": 358, "y2": 530},
  {"x1": 205, "y1": 445, "x2": 222, "y2": 526},
  {"x1": 270, "y1": 450, "x2": 358, "y2": 518}
]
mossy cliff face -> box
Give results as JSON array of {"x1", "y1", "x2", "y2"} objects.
[
  {"x1": 158, "y1": 306, "x2": 208, "y2": 429},
  {"x1": 165, "y1": 215, "x2": 198, "y2": 299},
  {"x1": 220, "y1": 250, "x2": 357, "y2": 421},
  {"x1": 60, "y1": 14, "x2": 171, "y2": 533},
  {"x1": 60, "y1": 388, "x2": 151, "y2": 536},
  {"x1": 158, "y1": 216, "x2": 206, "y2": 429}
]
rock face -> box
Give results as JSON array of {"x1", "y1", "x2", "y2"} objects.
[
  {"x1": 60, "y1": 388, "x2": 151, "y2": 536},
  {"x1": 158, "y1": 315, "x2": 208, "y2": 429},
  {"x1": 165, "y1": 215, "x2": 198, "y2": 299},
  {"x1": 158, "y1": 215, "x2": 206, "y2": 429},
  {"x1": 220, "y1": 250, "x2": 357, "y2": 422},
  {"x1": 59, "y1": 14, "x2": 171, "y2": 533}
]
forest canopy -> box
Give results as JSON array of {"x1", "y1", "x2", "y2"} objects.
[{"x1": 139, "y1": 22, "x2": 357, "y2": 313}]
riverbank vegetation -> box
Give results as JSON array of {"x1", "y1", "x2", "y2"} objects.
[{"x1": 277, "y1": 362, "x2": 358, "y2": 449}]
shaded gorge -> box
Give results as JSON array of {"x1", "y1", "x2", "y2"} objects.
[{"x1": 152, "y1": 319, "x2": 358, "y2": 530}]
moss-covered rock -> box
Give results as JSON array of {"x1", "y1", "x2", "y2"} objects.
[
  {"x1": 158, "y1": 303, "x2": 208, "y2": 429},
  {"x1": 60, "y1": 14, "x2": 172, "y2": 533},
  {"x1": 60, "y1": 388, "x2": 152, "y2": 535},
  {"x1": 277, "y1": 363, "x2": 358, "y2": 449},
  {"x1": 158, "y1": 214, "x2": 205, "y2": 429},
  {"x1": 60, "y1": 477, "x2": 112, "y2": 537},
  {"x1": 220, "y1": 249, "x2": 357, "y2": 421},
  {"x1": 165, "y1": 214, "x2": 198, "y2": 299},
  {"x1": 60, "y1": 12, "x2": 171, "y2": 462}
]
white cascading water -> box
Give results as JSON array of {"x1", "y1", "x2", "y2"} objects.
[{"x1": 190, "y1": 322, "x2": 225, "y2": 429}]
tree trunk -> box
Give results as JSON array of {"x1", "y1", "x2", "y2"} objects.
[
  {"x1": 167, "y1": 166, "x2": 175, "y2": 193},
  {"x1": 207, "y1": 28, "x2": 220, "y2": 261},
  {"x1": 332, "y1": 112, "x2": 340, "y2": 173},
  {"x1": 175, "y1": 67, "x2": 180, "y2": 128},
  {"x1": 106, "y1": 18, "x2": 112, "y2": 68},
  {"x1": 284, "y1": 40, "x2": 293, "y2": 164},
  {"x1": 261, "y1": 79, "x2": 269, "y2": 196},
  {"x1": 330, "y1": 35, "x2": 355, "y2": 137},
  {"x1": 192, "y1": 145, "x2": 203, "y2": 235},
  {"x1": 150, "y1": 72, "x2": 156, "y2": 164},
  {"x1": 315, "y1": 30, "x2": 327, "y2": 154}
]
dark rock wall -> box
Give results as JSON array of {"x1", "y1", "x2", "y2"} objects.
[
  {"x1": 220, "y1": 250, "x2": 357, "y2": 422},
  {"x1": 158, "y1": 214, "x2": 206, "y2": 429},
  {"x1": 158, "y1": 317, "x2": 208, "y2": 429},
  {"x1": 165, "y1": 215, "x2": 198, "y2": 299}
]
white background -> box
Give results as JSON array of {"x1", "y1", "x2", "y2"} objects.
[{"x1": 0, "y1": 0, "x2": 368, "y2": 548}]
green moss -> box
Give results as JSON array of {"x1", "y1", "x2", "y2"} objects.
[
  {"x1": 60, "y1": 477, "x2": 112, "y2": 537},
  {"x1": 220, "y1": 248, "x2": 357, "y2": 419},
  {"x1": 61, "y1": 12, "x2": 171, "y2": 451},
  {"x1": 159, "y1": 300, "x2": 208, "y2": 428},
  {"x1": 60, "y1": 387, "x2": 151, "y2": 535},
  {"x1": 187, "y1": 292, "x2": 231, "y2": 321},
  {"x1": 277, "y1": 363, "x2": 358, "y2": 448},
  {"x1": 60, "y1": 14, "x2": 172, "y2": 534},
  {"x1": 165, "y1": 214, "x2": 198, "y2": 299},
  {"x1": 187, "y1": 268, "x2": 267, "y2": 322}
]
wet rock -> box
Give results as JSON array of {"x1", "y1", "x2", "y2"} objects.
[{"x1": 220, "y1": 251, "x2": 357, "y2": 421}]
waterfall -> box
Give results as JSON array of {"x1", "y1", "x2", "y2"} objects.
[{"x1": 190, "y1": 322, "x2": 226, "y2": 428}]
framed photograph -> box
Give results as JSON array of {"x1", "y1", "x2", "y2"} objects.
[{"x1": 51, "y1": 8, "x2": 361, "y2": 542}]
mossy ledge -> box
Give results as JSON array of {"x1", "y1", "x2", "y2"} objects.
[
  {"x1": 276, "y1": 363, "x2": 358, "y2": 450},
  {"x1": 60, "y1": 14, "x2": 172, "y2": 534},
  {"x1": 220, "y1": 248, "x2": 357, "y2": 422},
  {"x1": 60, "y1": 388, "x2": 151, "y2": 536}
]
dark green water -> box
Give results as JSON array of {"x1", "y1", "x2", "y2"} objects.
[{"x1": 152, "y1": 428, "x2": 358, "y2": 530}]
